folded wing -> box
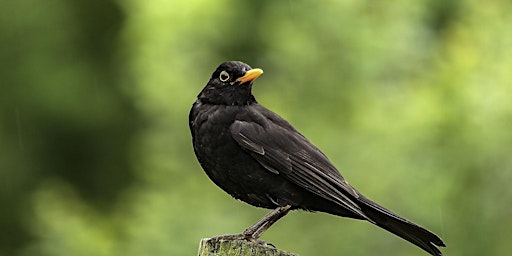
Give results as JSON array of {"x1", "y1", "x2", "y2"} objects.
[{"x1": 230, "y1": 119, "x2": 371, "y2": 221}]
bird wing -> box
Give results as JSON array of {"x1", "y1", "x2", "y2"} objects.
[{"x1": 230, "y1": 118, "x2": 371, "y2": 220}]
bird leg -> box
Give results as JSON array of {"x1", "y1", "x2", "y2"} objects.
[
  {"x1": 248, "y1": 205, "x2": 291, "y2": 240},
  {"x1": 210, "y1": 205, "x2": 291, "y2": 246}
]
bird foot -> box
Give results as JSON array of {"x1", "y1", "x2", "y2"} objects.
[{"x1": 210, "y1": 233, "x2": 275, "y2": 247}]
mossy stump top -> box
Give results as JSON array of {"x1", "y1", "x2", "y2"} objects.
[{"x1": 198, "y1": 238, "x2": 298, "y2": 256}]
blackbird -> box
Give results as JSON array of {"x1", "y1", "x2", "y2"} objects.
[{"x1": 189, "y1": 61, "x2": 445, "y2": 255}]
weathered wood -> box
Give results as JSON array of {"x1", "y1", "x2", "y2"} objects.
[{"x1": 198, "y1": 238, "x2": 298, "y2": 256}]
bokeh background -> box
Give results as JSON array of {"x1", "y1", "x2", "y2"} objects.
[{"x1": 1, "y1": 0, "x2": 511, "y2": 255}]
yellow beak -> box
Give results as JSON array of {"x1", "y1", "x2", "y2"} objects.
[{"x1": 236, "y1": 68, "x2": 264, "y2": 84}]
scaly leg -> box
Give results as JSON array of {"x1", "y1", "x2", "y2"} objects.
[{"x1": 210, "y1": 205, "x2": 292, "y2": 246}]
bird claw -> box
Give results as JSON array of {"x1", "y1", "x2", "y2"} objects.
[
  {"x1": 210, "y1": 233, "x2": 275, "y2": 247},
  {"x1": 247, "y1": 237, "x2": 275, "y2": 247}
]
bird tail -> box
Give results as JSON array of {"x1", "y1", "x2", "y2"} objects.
[{"x1": 357, "y1": 195, "x2": 446, "y2": 256}]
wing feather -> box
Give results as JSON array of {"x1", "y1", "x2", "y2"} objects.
[{"x1": 230, "y1": 119, "x2": 371, "y2": 220}]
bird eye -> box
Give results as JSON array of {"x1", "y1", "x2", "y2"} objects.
[{"x1": 219, "y1": 71, "x2": 230, "y2": 82}]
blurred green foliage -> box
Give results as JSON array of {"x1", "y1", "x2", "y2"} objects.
[{"x1": 1, "y1": 0, "x2": 511, "y2": 255}]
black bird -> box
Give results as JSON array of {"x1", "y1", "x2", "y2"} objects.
[{"x1": 189, "y1": 61, "x2": 446, "y2": 255}]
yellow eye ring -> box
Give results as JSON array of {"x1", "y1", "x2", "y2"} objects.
[{"x1": 219, "y1": 71, "x2": 230, "y2": 82}]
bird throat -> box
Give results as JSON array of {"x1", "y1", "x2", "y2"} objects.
[{"x1": 199, "y1": 86, "x2": 257, "y2": 106}]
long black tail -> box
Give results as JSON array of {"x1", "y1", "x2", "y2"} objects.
[{"x1": 357, "y1": 195, "x2": 446, "y2": 256}]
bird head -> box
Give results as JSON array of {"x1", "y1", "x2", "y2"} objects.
[{"x1": 198, "y1": 61, "x2": 263, "y2": 106}]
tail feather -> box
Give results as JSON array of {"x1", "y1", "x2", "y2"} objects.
[{"x1": 357, "y1": 195, "x2": 445, "y2": 256}]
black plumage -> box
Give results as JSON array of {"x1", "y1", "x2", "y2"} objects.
[{"x1": 189, "y1": 61, "x2": 445, "y2": 255}]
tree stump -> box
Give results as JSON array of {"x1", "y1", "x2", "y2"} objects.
[{"x1": 198, "y1": 238, "x2": 298, "y2": 256}]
